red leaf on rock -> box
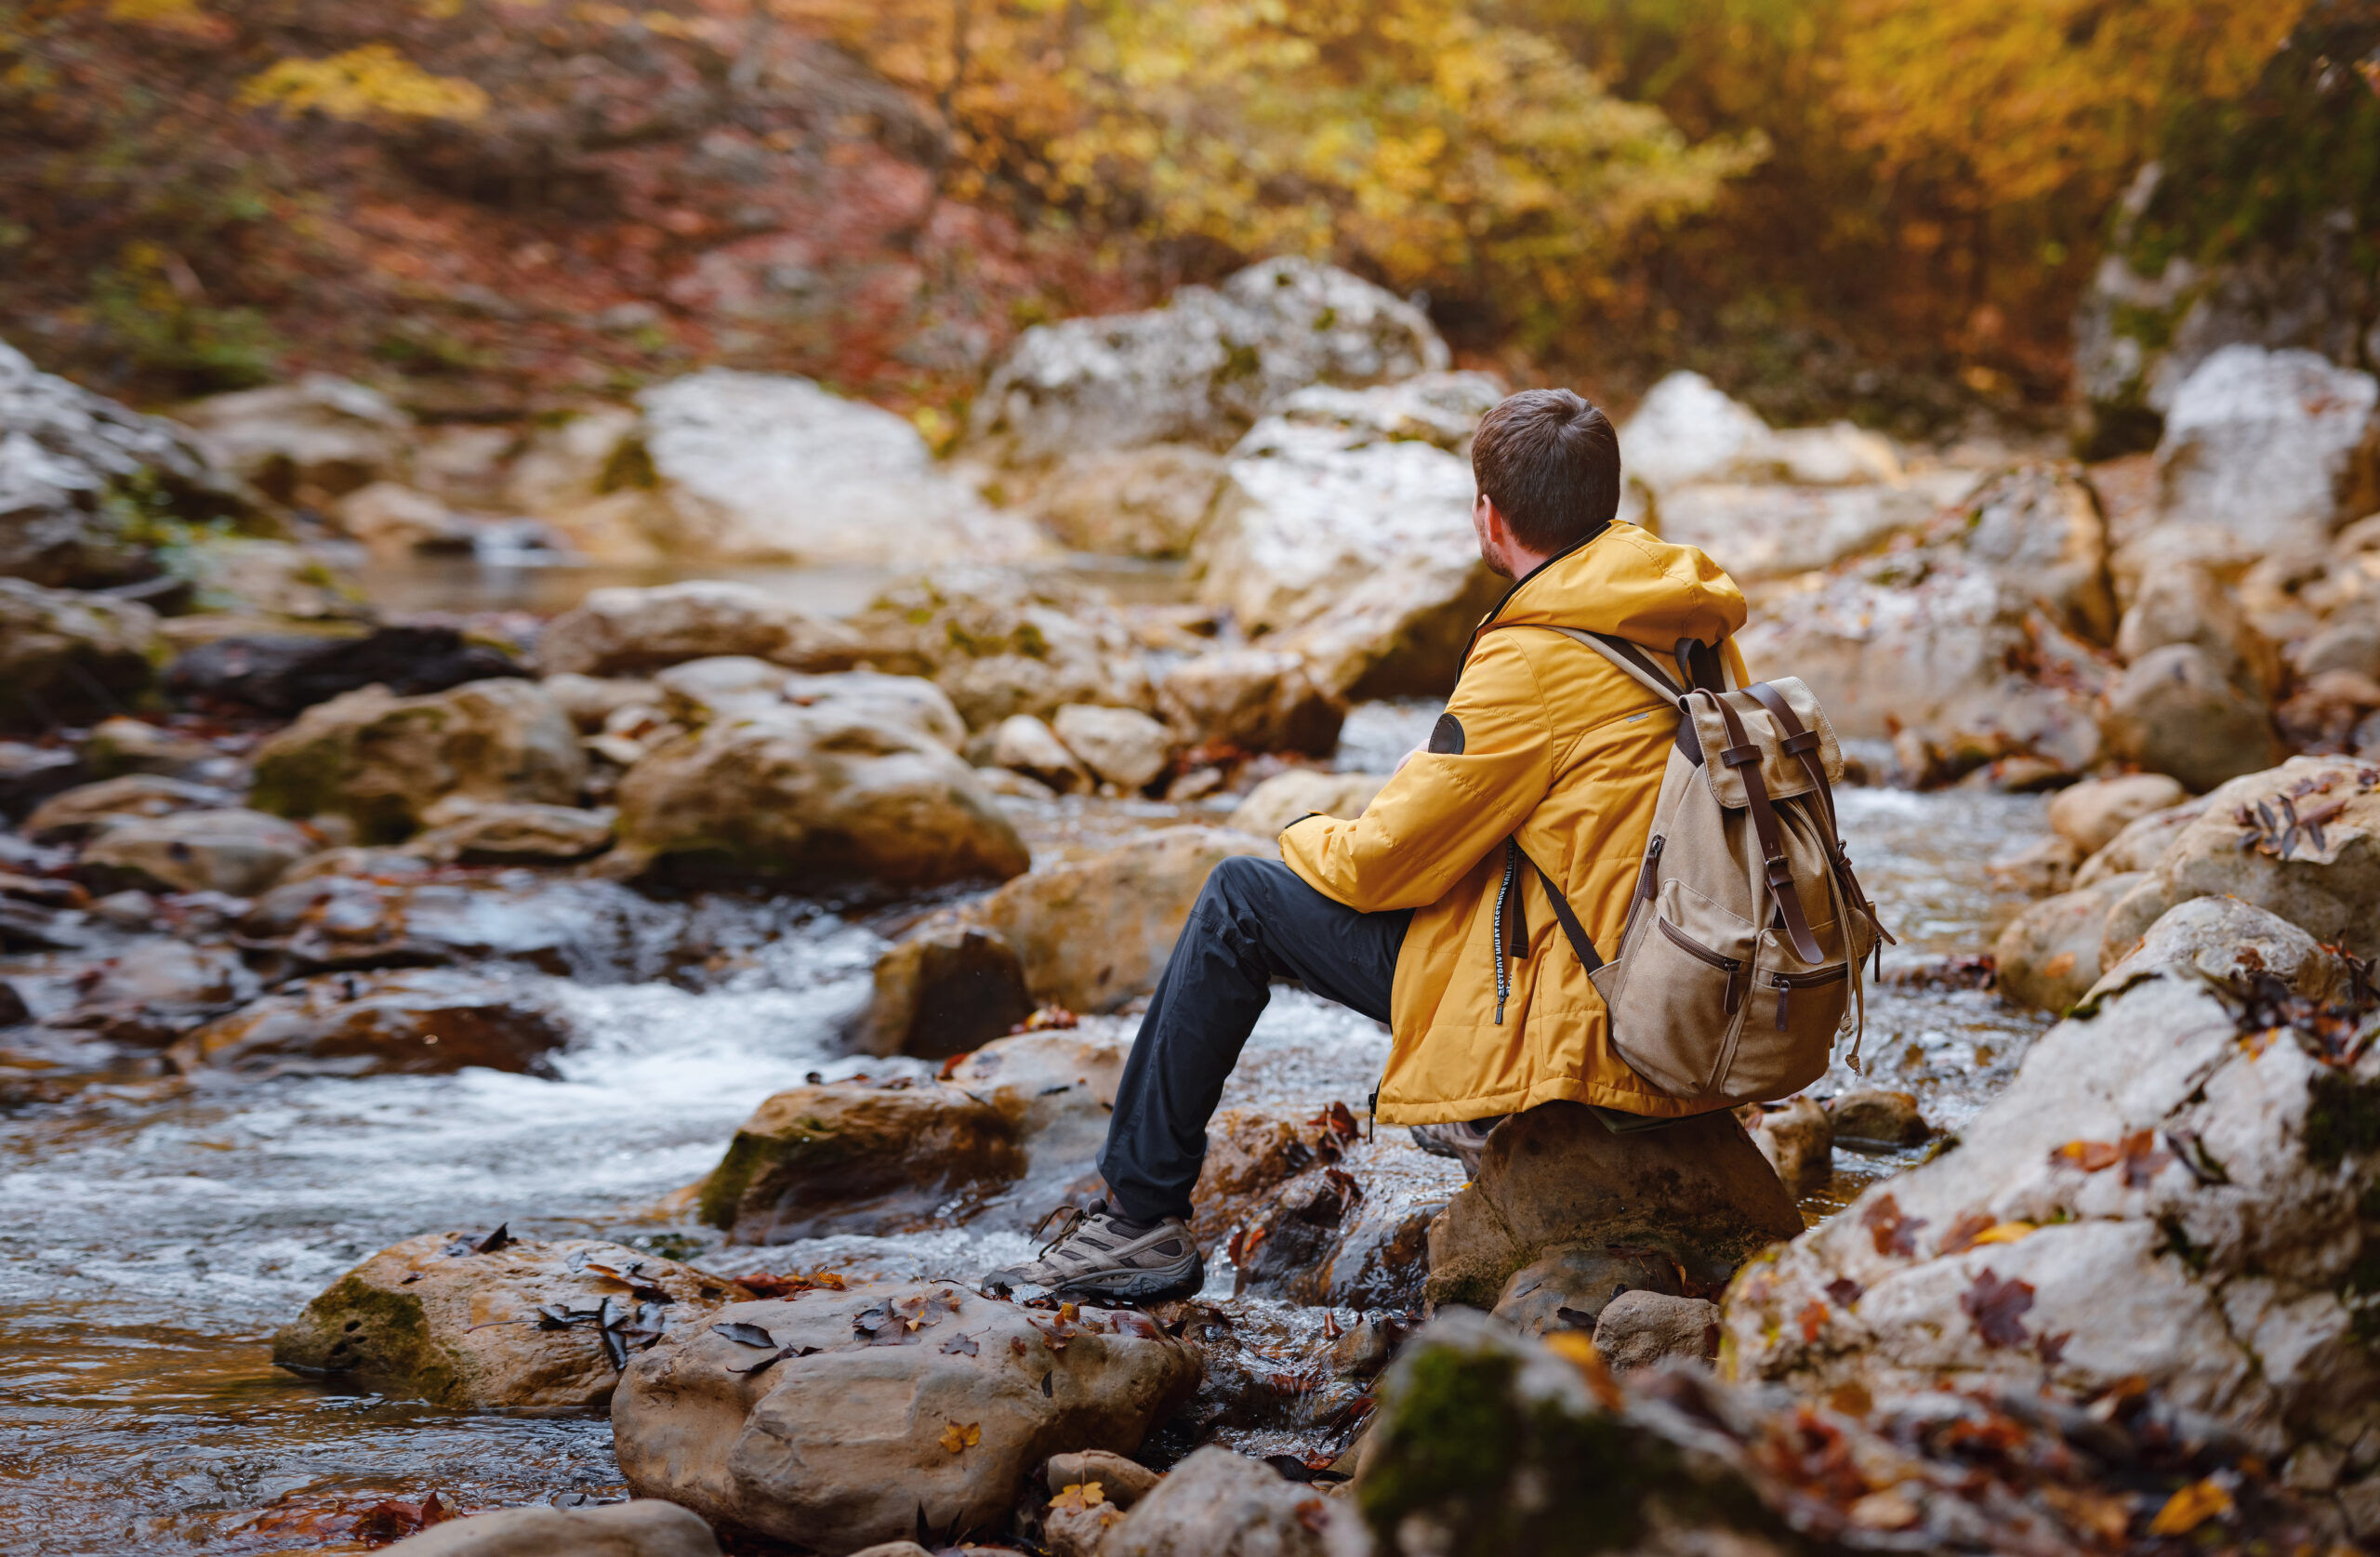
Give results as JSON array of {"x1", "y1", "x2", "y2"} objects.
[
  {"x1": 2035, "y1": 1329, "x2": 2070, "y2": 1366},
  {"x1": 2119, "y1": 1130, "x2": 2175, "y2": 1188},
  {"x1": 1959, "y1": 1269, "x2": 2035, "y2": 1349},
  {"x1": 1010, "y1": 1336, "x2": 1028, "y2": 1356},
  {"x1": 1798, "y1": 1300, "x2": 1830, "y2": 1342},
  {"x1": 1311, "y1": 1101, "x2": 1359, "y2": 1141},
  {"x1": 1861, "y1": 1194, "x2": 1925, "y2": 1257},
  {"x1": 1937, "y1": 1210, "x2": 1997, "y2": 1256},
  {"x1": 1824, "y1": 1277, "x2": 1864, "y2": 1308}
]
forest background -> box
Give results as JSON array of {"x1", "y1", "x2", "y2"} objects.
[{"x1": 2, "y1": 0, "x2": 2373, "y2": 446}]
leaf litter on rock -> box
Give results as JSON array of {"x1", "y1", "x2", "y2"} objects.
[{"x1": 1959, "y1": 1268, "x2": 2035, "y2": 1349}]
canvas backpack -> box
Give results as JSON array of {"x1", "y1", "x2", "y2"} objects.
[{"x1": 1520, "y1": 629, "x2": 1895, "y2": 1106}]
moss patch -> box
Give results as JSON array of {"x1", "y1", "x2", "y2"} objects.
[{"x1": 270, "y1": 1273, "x2": 467, "y2": 1405}]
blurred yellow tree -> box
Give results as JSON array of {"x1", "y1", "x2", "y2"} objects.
[
  {"x1": 238, "y1": 42, "x2": 490, "y2": 121},
  {"x1": 1826, "y1": 0, "x2": 2305, "y2": 223},
  {"x1": 774, "y1": 0, "x2": 1760, "y2": 335}
]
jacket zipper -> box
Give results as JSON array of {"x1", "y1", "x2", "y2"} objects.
[{"x1": 1491, "y1": 839, "x2": 1519, "y2": 1023}]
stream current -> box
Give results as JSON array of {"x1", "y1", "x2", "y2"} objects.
[{"x1": 0, "y1": 698, "x2": 2053, "y2": 1555}]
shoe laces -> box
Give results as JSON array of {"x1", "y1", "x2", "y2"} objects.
[{"x1": 1029, "y1": 1198, "x2": 1103, "y2": 1258}]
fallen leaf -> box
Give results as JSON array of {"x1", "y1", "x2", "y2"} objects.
[
  {"x1": 1295, "y1": 1497, "x2": 1329, "y2": 1533},
  {"x1": 2034, "y1": 1329, "x2": 2070, "y2": 1366},
  {"x1": 1049, "y1": 1479, "x2": 1106, "y2": 1513},
  {"x1": 1541, "y1": 1330, "x2": 1622, "y2": 1408},
  {"x1": 1937, "y1": 1210, "x2": 1997, "y2": 1256},
  {"x1": 940, "y1": 1331, "x2": 980, "y2": 1356},
  {"x1": 473, "y1": 1223, "x2": 511, "y2": 1254},
  {"x1": 1010, "y1": 1336, "x2": 1028, "y2": 1356},
  {"x1": 1959, "y1": 1269, "x2": 2035, "y2": 1349},
  {"x1": 1970, "y1": 1221, "x2": 2035, "y2": 1247},
  {"x1": 1861, "y1": 1194, "x2": 1925, "y2": 1258},
  {"x1": 937, "y1": 1420, "x2": 982, "y2": 1454},
  {"x1": 2119, "y1": 1129, "x2": 2175, "y2": 1188},
  {"x1": 1798, "y1": 1300, "x2": 1829, "y2": 1343},
  {"x1": 712, "y1": 1322, "x2": 777, "y2": 1349},
  {"x1": 2148, "y1": 1477, "x2": 2232, "y2": 1536},
  {"x1": 2053, "y1": 1140, "x2": 2122, "y2": 1172},
  {"x1": 1824, "y1": 1276, "x2": 1863, "y2": 1308},
  {"x1": 1827, "y1": 1380, "x2": 1873, "y2": 1417}
]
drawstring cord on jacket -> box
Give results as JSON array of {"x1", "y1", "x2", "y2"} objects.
[{"x1": 1492, "y1": 839, "x2": 1518, "y2": 1023}]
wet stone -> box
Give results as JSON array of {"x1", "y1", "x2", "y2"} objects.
[
  {"x1": 1490, "y1": 1244, "x2": 1686, "y2": 1339},
  {"x1": 272, "y1": 1232, "x2": 746, "y2": 1411},
  {"x1": 172, "y1": 968, "x2": 570, "y2": 1079}
]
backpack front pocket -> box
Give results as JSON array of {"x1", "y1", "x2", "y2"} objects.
[
  {"x1": 1593, "y1": 878, "x2": 1756, "y2": 1098},
  {"x1": 1711, "y1": 926, "x2": 1850, "y2": 1102}
]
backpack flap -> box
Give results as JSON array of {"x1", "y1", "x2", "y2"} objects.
[{"x1": 1685, "y1": 679, "x2": 1844, "y2": 810}]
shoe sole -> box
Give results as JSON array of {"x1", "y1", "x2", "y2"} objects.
[{"x1": 985, "y1": 1253, "x2": 1204, "y2": 1305}]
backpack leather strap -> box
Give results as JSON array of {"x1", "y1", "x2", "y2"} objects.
[
  {"x1": 1742, "y1": 681, "x2": 1894, "y2": 948},
  {"x1": 1516, "y1": 842, "x2": 1602, "y2": 974},
  {"x1": 1699, "y1": 689, "x2": 1827, "y2": 964}
]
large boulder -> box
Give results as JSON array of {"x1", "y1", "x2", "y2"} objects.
[
  {"x1": 628, "y1": 371, "x2": 1041, "y2": 565},
  {"x1": 2154, "y1": 344, "x2": 2380, "y2": 557},
  {"x1": 1620, "y1": 371, "x2": 1902, "y2": 495},
  {"x1": 2098, "y1": 643, "x2": 2281, "y2": 792},
  {"x1": 0, "y1": 578, "x2": 163, "y2": 733},
  {"x1": 694, "y1": 1081, "x2": 1026, "y2": 1244},
  {"x1": 172, "y1": 968, "x2": 569, "y2": 1079},
  {"x1": 611, "y1": 1281, "x2": 1199, "y2": 1550},
  {"x1": 607, "y1": 706, "x2": 1027, "y2": 889},
  {"x1": 272, "y1": 1231, "x2": 745, "y2": 1410},
  {"x1": 1644, "y1": 482, "x2": 1945, "y2": 587},
  {"x1": 1738, "y1": 464, "x2": 2118, "y2": 780},
  {"x1": 1424, "y1": 1102, "x2": 1802, "y2": 1310},
  {"x1": 1153, "y1": 647, "x2": 1343, "y2": 757},
  {"x1": 844, "y1": 571, "x2": 1154, "y2": 730},
  {"x1": 1, "y1": 339, "x2": 257, "y2": 587},
  {"x1": 2116, "y1": 555, "x2": 2282, "y2": 696},
  {"x1": 1022, "y1": 443, "x2": 1231, "y2": 559},
  {"x1": 377, "y1": 1501, "x2": 721, "y2": 1557},
  {"x1": 1721, "y1": 946, "x2": 2380, "y2": 1517},
  {"x1": 970, "y1": 257, "x2": 1448, "y2": 464},
  {"x1": 536, "y1": 581, "x2": 866, "y2": 679},
  {"x1": 2141, "y1": 756, "x2": 2380, "y2": 957},
  {"x1": 165, "y1": 626, "x2": 525, "y2": 717},
  {"x1": 78, "y1": 807, "x2": 313, "y2": 897},
  {"x1": 1196, "y1": 382, "x2": 1503, "y2": 699},
  {"x1": 912, "y1": 827, "x2": 1268, "y2": 1013},
  {"x1": 178, "y1": 375, "x2": 413, "y2": 506},
  {"x1": 251, "y1": 680, "x2": 586, "y2": 843}
]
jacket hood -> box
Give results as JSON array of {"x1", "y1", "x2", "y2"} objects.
[{"x1": 1475, "y1": 520, "x2": 1746, "y2": 652}]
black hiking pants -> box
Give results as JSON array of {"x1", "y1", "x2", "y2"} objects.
[{"x1": 1097, "y1": 855, "x2": 1412, "y2": 1224}]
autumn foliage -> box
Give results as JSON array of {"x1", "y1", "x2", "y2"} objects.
[{"x1": 0, "y1": 0, "x2": 2339, "y2": 421}]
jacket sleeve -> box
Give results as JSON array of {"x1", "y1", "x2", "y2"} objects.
[{"x1": 1279, "y1": 633, "x2": 1554, "y2": 912}]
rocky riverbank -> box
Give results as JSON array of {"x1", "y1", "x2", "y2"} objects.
[{"x1": 5, "y1": 259, "x2": 2379, "y2": 1555}]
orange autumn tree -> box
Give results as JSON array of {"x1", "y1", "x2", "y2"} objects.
[{"x1": 774, "y1": 0, "x2": 1762, "y2": 344}]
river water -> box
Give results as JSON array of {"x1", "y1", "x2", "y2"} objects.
[{"x1": 0, "y1": 693, "x2": 2052, "y2": 1554}]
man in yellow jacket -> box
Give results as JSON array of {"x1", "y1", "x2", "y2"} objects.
[{"x1": 986, "y1": 389, "x2": 1750, "y2": 1302}]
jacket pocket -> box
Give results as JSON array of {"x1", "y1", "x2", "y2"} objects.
[{"x1": 1592, "y1": 878, "x2": 1755, "y2": 1097}]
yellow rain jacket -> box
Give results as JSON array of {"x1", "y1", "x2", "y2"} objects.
[{"x1": 1280, "y1": 521, "x2": 1749, "y2": 1125}]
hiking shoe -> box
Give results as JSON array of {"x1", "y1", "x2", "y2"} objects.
[
  {"x1": 980, "y1": 1199, "x2": 1204, "y2": 1302},
  {"x1": 1408, "y1": 1115, "x2": 1506, "y2": 1178}
]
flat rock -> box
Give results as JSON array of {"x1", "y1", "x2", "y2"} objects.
[
  {"x1": 376, "y1": 1501, "x2": 721, "y2": 1557},
  {"x1": 238, "y1": 873, "x2": 672, "y2": 977},
  {"x1": 173, "y1": 968, "x2": 569, "y2": 1079},
  {"x1": 607, "y1": 707, "x2": 1027, "y2": 890},
  {"x1": 251, "y1": 679, "x2": 585, "y2": 844},
  {"x1": 536, "y1": 581, "x2": 866, "y2": 679},
  {"x1": 2145, "y1": 756, "x2": 2380, "y2": 957},
  {"x1": 611, "y1": 1280, "x2": 1198, "y2": 1551},
  {"x1": 80, "y1": 807, "x2": 313, "y2": 897},
  {"x1": 24, "y1": 773, "x2": 239, "y2": 842},
  {"x1": 2089, "y1": 895, "x2": 2351, "y2": 1007},
  {"x1": 1423, "y1": 1102, "x2": 1800, "y2": 1310},
  {"x1": 695, "y1": 1082, "x2": 1026, "y2": 1244},
  {"x1": 272, "y1": 1231, "x2": 745, "y2": 1410},
  {"x1": 403, "y1": 803, "x2": 615, "y2": 865}
]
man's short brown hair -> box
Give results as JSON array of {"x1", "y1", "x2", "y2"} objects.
[{"x1": 1470, "y1": 389, "x2": 1621, "y2": 553}]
